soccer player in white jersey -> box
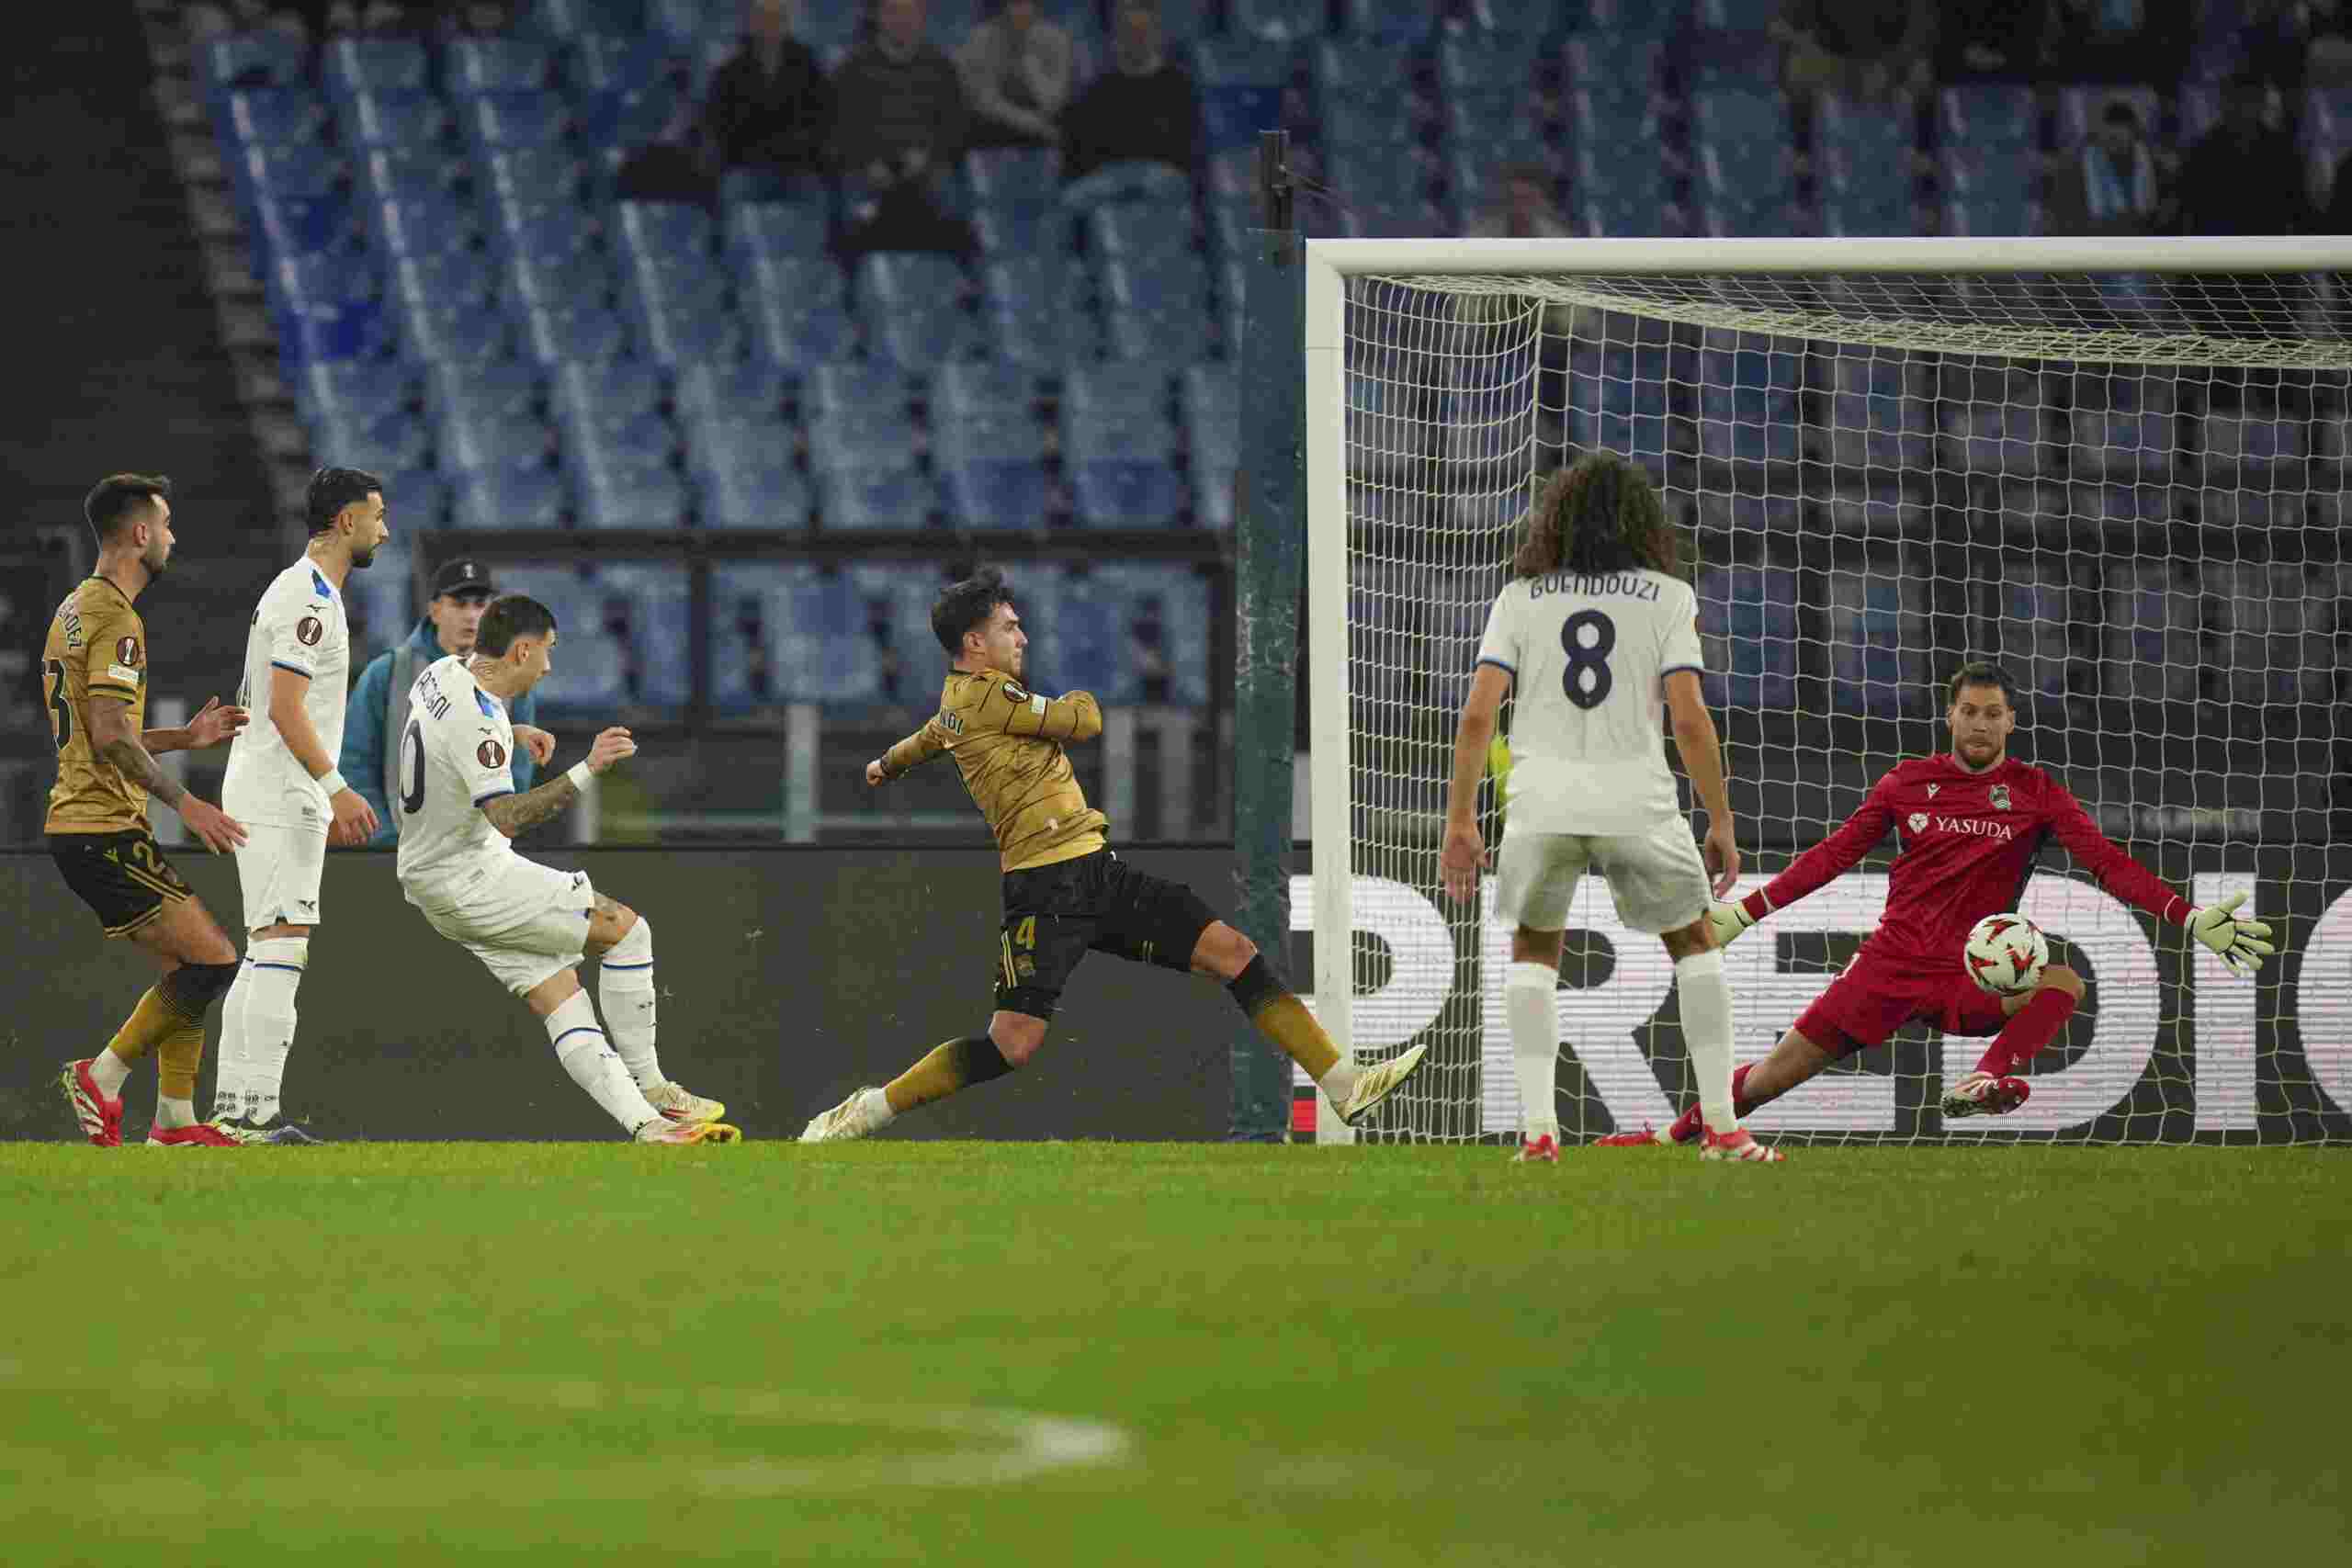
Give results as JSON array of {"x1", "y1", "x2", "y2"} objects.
[
  {"x1": 396, "y1": 593, "x2": 734, "y2": 1145},
  {"x1": 213, "y1": 468, "x2": 390, "y2": 1143},
  {"x1": 1438, "y1": 452, "x2": 1779, "y2": 1163}
]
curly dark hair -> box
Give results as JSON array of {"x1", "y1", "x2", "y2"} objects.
[
  {"x1": 931, "y1": 566, "x2": 1014, "y2": 655},
  {"x1": 1511, "y1": 451, "x2": 1685, "y2": 581}
]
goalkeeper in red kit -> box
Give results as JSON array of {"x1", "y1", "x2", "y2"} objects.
[{"x1": 1606, "y1": 661, "x2": 2277, "y2": 1144}]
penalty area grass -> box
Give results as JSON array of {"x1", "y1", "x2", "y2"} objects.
[{"x1": 0, "y1": 1143, "x2": 2344, "y2": 1566}]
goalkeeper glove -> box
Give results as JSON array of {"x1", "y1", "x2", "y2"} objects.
[
  {"x1": 1704, "y1": 900, "x2": 1755, "y2": 948},
  {"x1": 2189, "y1": 892, "x2": 2275, "y2": 979}
]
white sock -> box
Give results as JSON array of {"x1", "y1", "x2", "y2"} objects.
[
  {"x1": 211, "y1": 959, "x2": 254, "y2": 1118},
  {"x1": 1677, "y1": 948, "x2": 1737, "y2": 1134},
  {"x1": 1317, "y1": 1058, "x2": 1361, "y2": 1107},
  {"x1": 219, "y1": 939, "x2": 306, "y2": 1123},
  {"x1": 545, "y1": 989, "x2": 660, "y2": 1134},
  {"x1": 855, "y1": 1087, "x2": 895, "y2": 1126},
  {"x1": 154, "y1": 1097, "x2": 196, "y2": 1130},
  {"x1": 1507, "y1": 961, "x2": 1562, "y2": 1141},
  {"x1": 89, "y1": 1045, "x2": 132, "y2": 1098},
  {"x1": 596, "y1": 917, "x2": 662, "y2": 1089}
]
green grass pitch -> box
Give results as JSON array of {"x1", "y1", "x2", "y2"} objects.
[{"x1": 2, "y1": 1143, "x2": 2344, "y2": 1565}]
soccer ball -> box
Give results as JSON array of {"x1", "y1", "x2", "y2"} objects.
[{"x1": 1963, "y1": 913, "x2": 2048, "y2": 998}]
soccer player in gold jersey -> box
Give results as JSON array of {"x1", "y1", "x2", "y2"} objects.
[
  {"x1": 800, "y1": 567, "x2": 1430, "y2": 1141},
  {"x1": 45, "y1": 474, "x2": 254, "y2": 1147}
]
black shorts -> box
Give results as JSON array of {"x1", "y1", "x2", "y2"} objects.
[
  {"x1": 50, "y1": 829, "x2": 194, "y2": 938},
  {"x1": 994, "y1": 850, "x2": 1220, "y2": 1019}
]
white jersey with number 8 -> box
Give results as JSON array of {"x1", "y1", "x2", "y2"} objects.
[
  {"x1": 1474, "y1": 566, "x2": 1704, "y2": 836},
  {"x1": 394, "y1": 654, "x2": 521, "y2": 897}
]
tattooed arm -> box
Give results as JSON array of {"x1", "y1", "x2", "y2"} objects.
[
  {"x1": 480, "y1": 773, "x2": 579, "y2": 840},
  {"x1": 85, "y1": 696, "x2": 186, "y2": 809}
]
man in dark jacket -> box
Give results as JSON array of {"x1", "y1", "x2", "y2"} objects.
[
  {"x1": 1063, "y1": 3, "x2": 1201, "y2": 182},
  {"x1": 338, "y1": 558, "x2": 542, "y2": 848},
  {"x1": 2177, "y1": 74, "x2": 2312, "y2": 236},
  {"x1": 705, "y1": 0, "x2": 834, "y2": 177},
  {"x1": 830, "y1": 0, "x2": 976, "y2": 258}
]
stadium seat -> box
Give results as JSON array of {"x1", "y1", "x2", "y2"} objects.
[
  {"x1": 1560, "y1": 32, "x2": 1665, "y2": 100},
  {"x1": 933, "y1": 361, "x2": 1040, "y2": 422},
  {"x1": 725, "y1": 199, "x2": 832, "y2": 265},
  {"x1": 200, "y1": 30, "x2": 310, "y2": 96},
  {"x1": 1697, "y1": 564, "x2": 1799, "y2": 710},
  {"x1": 323, "y1": 37, "x2": 431, "y2": 99},
  {"x1": 486, "y1": 567, "x2": 628, "y2": 708},
  {"x1": 1437, "y1": 33, "x2": 1543, "y2": 102},
  {"x1": 594, "y1": 564, "x2": 695, "y2": 706},
  {"x1": 452, "y1": 468, "x2": 570, "y2": 531},
  {"x1": 966, "y1": 146, "x2": 1061, "y2": 212},
  {"x1": 344, "y1": 88, "x2": 451, "y2": 150},
  {"x1": 1231, "y1": 0, "x2": 1325, "y2": 42},
  {"x1": 980, "y1": 259, "x2": 1096, "y2": 367},
  {"x1": 430, "y1": 360, "x2": 544, "y2": 425},
  {"x1": 1939, "y1": 85, "x2": 2038, "y2": 152},
  {"x1": 938, "y1": 453, "x2": 1054, "y2": 531},
  {"x1": 300, "y1": 360, "x2": 417, "y2": 428},
  {"x1": 235, "y1": 143, "x2": 345, "y2": 204},
  {"x1": 1194, "y1": 39, "x2": 1294, "y2": 152},
  {"x1": 2101, "y1": 561, "x2": 2200, "y2": 702},
  {"x1": 1827, "y1": 570, "x2": 1928, "y2": 716},
  {"x1": 1696, "y1": 387, "x2": 1801, "y2": 467},
  {"x1": 695, "y1": 457, "x2": 814, "y2": 531},
  {"x1": 519, "y1": 299, "x2": 634, "y2": 364},
  {"x1": 628, "y1": 286, "x2": 746, "y2": 366},
  {"x1": 855, "y1": 252, "x2": 978, "y2": 368},
  {"x1": 571, "y1": 452, "x2": 691, "y2": 530},
  {"x1": 1691, "y1": 90, "x2": 1792, "y2": 187},
  {"x1": 396, "y1": 295, "x2": 516, "y2": 366},
  {"x1": 311, "y1": 406, "x2": 432, "y2": 475},
  {"x1": 530, "y1": 0, "x2": 647, "y2": 36},
  {"x1": 447, "y1": 37, "x2": 558, "y2": 96},
  {"x1": 813, "y1": 462, "x2": 936, "y2": 531},
  {"x1": 1182, "y1": 367, "x2": 1238, "y2": 530},
  {"x1": 676, "y1": 360, "x2": 791, "y2": 422},
  {"x1": 369, "y1": 189, "x2": 484, "y2": 258},
  {"x1": 1989, "y1": 565, "x2": 2081, "y2": 701},
  {"x1": 709, "y1": 562, "x2": 876, "y2": 709},
  {"x1": 1152, "y1": 0, "x2": 1218, "y2": 46},
  {"x1": 462, "y1": 94, "x2": 574, "y2": 154},
  {"x1": 504, "y1": 249, "x2": 617, "y2": 321},
  {"x1": 223, "y1": 88, "x2": 328, "y2": 150},
  {"x1": 434, "y1": 403, "x2": 550, "y2": 474},
  {"x1": 805, "y1": 361, "x2": 911, "y2": 420}
]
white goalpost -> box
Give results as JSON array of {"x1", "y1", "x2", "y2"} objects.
[{"x1": 1301, "y1": 235, "x2": 2352, "y2": 1147}]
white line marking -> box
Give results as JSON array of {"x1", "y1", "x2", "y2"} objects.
[{"x1": 0, "y1": 1362, "x2": 1131, "y2": 1506}]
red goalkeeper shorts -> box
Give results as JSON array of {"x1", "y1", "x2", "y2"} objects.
[{"x1": 1791, "y1": 955, "x2": 2012, "y2": 1059}]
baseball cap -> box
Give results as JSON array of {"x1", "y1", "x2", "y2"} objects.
[{"x1": 430, "y1": 558, "x2": 496, "y2": 600}]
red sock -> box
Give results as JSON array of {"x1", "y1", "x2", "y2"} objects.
[
  {"x1": 1671, "y1": 1064, "x2": 1752, "y2": 1144},
  {"x1": 1974, "y1": 987, "x2": 2078, "y2": 1077}
]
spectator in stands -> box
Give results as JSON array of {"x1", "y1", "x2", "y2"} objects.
[
  {"x1": 1468, "y1": 162, "x2": 1572, "y2": 240},
  {"x1": 704, "y1": 0, "x2": 833, "y2": 182},
  {"x1": 1772, "y1": 0, "x2": 1932, "y2": 102},
  {"x1": 2310, "y1": 1, "x2": 2352, "y2": 87},
  {"x1": 957, "y1": 0, "x2": 1074, "y2": 152},
  {"x1": 831, "y1": 0, "x2": 977, "y2": 259},
  {"x1": 337, "y1": 559, "x2": 538, "y2": 850},
  {"x1": 2177, "y1": 74, "x2": 2310, "y2": 235},
  {"x1": 1062, "y1": 3, "x2": 1202, "y2": 183},
  {"x1": 1934, "y1": 0, "x2": 2056, "y2": 83},
  {"x1": 2046, "y1": 100, "x2": 2161, "y2": 238}
]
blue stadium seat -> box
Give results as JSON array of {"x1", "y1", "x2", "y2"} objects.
[
  {"x1": 1070, "y1": 564, "x2": 1212, "y2": 703},
  {"x1": 1690, "y1": 90, "x2": 1792, "y2": 186},
  {"x1": 299, "y1": 360, "x2": 416, "y2": 427},
  {"x1": 236, "y1": 143, "x2": 345, "y2": 204},
  {"x1": 592, "y1": 564, "x2": 695, "y2": 706},
  {"x1": 201, "y1": 31, "x2": 310, "y2": 96},
  {"x1": 1826, "y1": 570, "x2": 1928, "y2": 716},
  {"x1": 504, "y1": 251, "x2": 616, "y2": 322},
  {"x1": 1231, "y1": 0, "x2": 1325, "y2": 42},
  {"x1": 806, "y1": 362, "x2": 911, "y2": 420},
  {"x1": 1437, "y1": 33, "x2": 1543, "y2": 101},
  {"x1": 709, "y1": 563, "x2": 871, "y2": 709},
  {"x1": 1486, "y1": 0, "x2": 1589, "y2": 39},
  {"x1": 311, "y1": 406, "x2": 432, "y2": 474},
  {"x1": 1313, "y1": 39, "x2": 1396, "y2": 99},
  {"x1": 1182, "y1": 367, "x2": 1238, "y2": 530},
  {"x1": 1150, "y1": 0, "x2": 1218, "y2": 46},
  {"x1": 494, "y1": 203, "x2": 606, "y2": 270},
  {"x1": 695, "y1": 456, "x2": 813, "y2": 531},
  {"x1": 223, "y1": 88, "x2": 328, "y2": 149},
  {"x1": 743, "y1": 288, "x2": 858, "y2": 367},
  {"x1": 618, "y1": 199, "x2": 716, "y2": 269},
  {"x1": 1440, "y1": 93, "x2": 1552, "y2": 160},
  {"x1": 933, "y1": 362, "x2": 1040, "y2": 421},
  {"x1": 434, "y1": 406, "x2": 549, "y2": 475},
  {"x1": 323, "y1": 37, "x2": 431, "y2": 99},
  {"x1": 1940, "y1": 144, "x2": 2042, "y2": 235},
  {"x1": 1561, "y1": 33, "x2": 1665, "y2": 100},
  {"x1": 462, "y1": 94, "x2": 573, "y2": 154},
  {"x1": 1939, "y1": 85, "x2": 2038, "y2": 152},
  {"x1": 360, "y1": 147, "x2": 464, "y2": 209},
  {"x1": 1340, "y1": 0, "x2": 1439, "y2": 42},
  {"x1": 813, "y1": 463, "x2": 936, "y2": 531},
  {"x1": 429, "y1": 360, "x2": 544, "y2": 424},
  {"x1": 855, "y1": 253, "x2": 978, "y2": 368},
  {"x1": 485, "y1": 149, "x2": 587, "y2": 211},
  {"x1": 1086, "y1": 204, "x2": 1195, "y2": 273},
  {"x1": 1696, "y1": 564, "x2": 1798, "y2": 710},
  {"x1": 1194, "y1": 39, "x2": 1294, "y2": 152},
  {"x1": 379, "y1": 469, "x2": 451, "y2": 534},
  {"x1": 447, "y1": 37, "x2": 558, "y2": 96},
  {"x1": 272, "y1": 252, "x2": 381, "y2": 318},
  {"x1": 1696, "y1": 387, "x2": 1801, "y2": 466},
  {"x1": 530, "y1": 0, "x2": 647, "y2": 36},
  {"x1": 1940, "y1": 403, "x2": 2047, "y2": 476},
  {"x1": 676, "y1": 360, "x2": 791, "y2": 421},
  {"x1": 938, "y1": 453, "x2": 1053, "y2": 531},
  {"x1": 966, "y1": 146, "x2": 1062, "y2": 211},
  {"x1": 556, "y1": 359, "x2": 668, "y2": 421},
  {"x1": 369, "y1": 189, "x2": 483, "y2": 259},
  {"x1": 571, "y1": 452, "x2": 691, "y2": 530},
  {"x1": 452, "y1": 468, "x2": 571, "y2": 531},
  {"x1": 344, "y1": 88, "x2": 451, "y2": 149},
  {"x1": 980, "y1": 260, "x2": 1095, "y2": 367},
  {"x1": 519, "y1": 299, "x2": 634, "y2": 364},
  {"x1": 725, "y1": 200, "x2": 832, "y2": 265},
  {"x1": 631, "y1": 293, "x2": 747, "y2": 366},
  {"x1": 396, "y1": 296, "x2": 515, "y2": 365}
]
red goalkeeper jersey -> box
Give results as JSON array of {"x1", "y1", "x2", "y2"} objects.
[{"x1": 1739, "y1": 753, "x2": 2191, "y2": 971}]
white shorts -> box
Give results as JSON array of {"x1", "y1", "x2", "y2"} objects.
[
  {"x1": 407, "y1": 858, "x2": 596, "y2": 998},
  {"x1": 1493, "y1": 819, "x2": 1710, "y2": 935},
  {"x1": 232, "y1": 820, "x2": 327, "y2": 931}
]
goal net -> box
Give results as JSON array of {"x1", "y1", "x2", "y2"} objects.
[{"x1": 1301, "y1": 237, "x2": 2352, "y2": 1146}]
